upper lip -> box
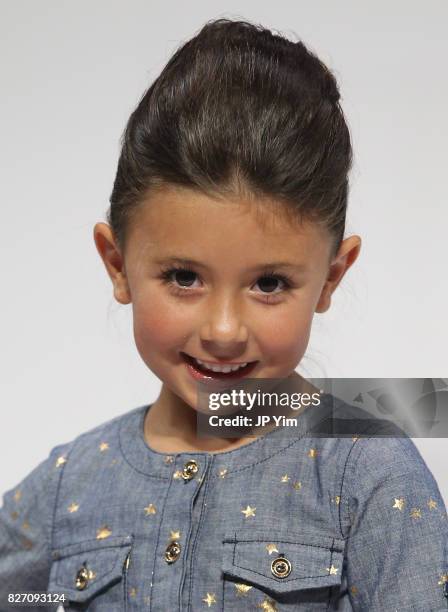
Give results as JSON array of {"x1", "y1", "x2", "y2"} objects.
[{"x1": 183, "y1": 352, "x2": 255, "y2": 366}]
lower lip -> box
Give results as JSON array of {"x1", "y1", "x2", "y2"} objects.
[{"x1": 182, "y1": 353, "x2": 258, "y2": 382}]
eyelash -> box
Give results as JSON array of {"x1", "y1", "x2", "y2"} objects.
[{"x1": 159, "y1": 265, "x2": 293, "y2": 304}]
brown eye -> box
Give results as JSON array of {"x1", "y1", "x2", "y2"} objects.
[
  {"x1": 173, "y1": 270, "x2": 197, "y2": 288},
  {"x1": 256, "y1": 275, "x2": 285, "y2": 293}
]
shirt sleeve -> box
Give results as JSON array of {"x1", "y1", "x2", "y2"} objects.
[
  {"x1": 0, "y1": 444, "x2": 68, "y2": 609},
  {"x1": 342, "y1": 437, "x2": 448, "y2": 611}
]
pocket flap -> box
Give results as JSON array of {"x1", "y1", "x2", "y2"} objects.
[
  {"x1": 222, "y1": 529, "x2": 345, "y2": 594},
  {"x1": 48, "y1": 535, "x2": 133, "y2": 602}
]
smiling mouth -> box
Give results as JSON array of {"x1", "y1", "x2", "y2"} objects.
[{"x1": 181, "y1": 352, "x2": 258, "y2": 379}]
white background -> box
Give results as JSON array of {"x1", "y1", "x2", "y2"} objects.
[{"x1": 1, "y1": 0, "x2": 446, "y2": 512}]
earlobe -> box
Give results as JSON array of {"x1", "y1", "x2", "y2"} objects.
[{"x1": 93, "y1": 222, "x2": 132, "y2": 305}]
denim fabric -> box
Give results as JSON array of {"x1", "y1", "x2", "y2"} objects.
[{"x1": 1, "y1": 395, "x2": 447, "y2": 611}]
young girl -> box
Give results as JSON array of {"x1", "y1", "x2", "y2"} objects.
[{"x1": 1, "y1": 18, "x2": 447, "y2": 611}]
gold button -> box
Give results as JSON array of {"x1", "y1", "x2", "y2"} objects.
[
  {"x1": 164, "y1": 541, "x2": 181, "y2": 563},
  {"x1": 75, "y1": 565, "x2": 89, "y2": 590},
  {"x1": 271, "y1": 556, "x2": 292, "y2": 578},
  {"x1": 181, "y1": 460, "x2": 199, "y2": 481}
]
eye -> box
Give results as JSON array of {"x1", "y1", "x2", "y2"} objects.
[
  {"x1": 254, "y1": 275, "x2": 288, "y2": 294},
  {"x1": 160, "y1": 266, "x2": 200, "y2": 290}
]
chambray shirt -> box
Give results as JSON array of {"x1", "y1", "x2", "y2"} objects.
[{"x1": 1, "y1": 395, "x2": 447, "y2": 611}]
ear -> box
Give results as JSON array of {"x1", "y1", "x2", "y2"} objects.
[
  {"x1": 315, "y1": 235, "x2": 362, "y2": 313},
  {"x1": 93, "y1": 222, "x2": 132, "y2": 305}
]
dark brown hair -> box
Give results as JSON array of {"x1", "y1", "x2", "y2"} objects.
[{"x1": 107, "y1": 18, "x2": 352, "y2": 258}]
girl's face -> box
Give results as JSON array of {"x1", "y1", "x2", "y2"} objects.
[{"x1": 94, "y1": 185, "x2": 360, "y2": 413}]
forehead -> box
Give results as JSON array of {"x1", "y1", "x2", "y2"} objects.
[{"x1": 124, "y1": 186, "x2": 331, "y2": 266}]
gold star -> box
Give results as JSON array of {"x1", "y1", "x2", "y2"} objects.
[
  {"x1": 99, "y1": 442, "x2": 109, "y2": 452},
  {"x1": 170, "y1": 530, "x2": 181, "y2": 540},
  {"x1": 334, "y1": 495, "x2": 341, "y2": 505},
  {"x1": 265, "y1": 543, "x2": 279, "y2": 555},
  {"x1": 410, "y1": 507, "x2": 421, "y2": 519},
  {"x1": 258, "y1": 598, "x2": 278, "y2": 611},
  {"x1": 110, "y1": 459, "x2": 118, "y2": 466},
  {"x1": 144, "y1": 504, "x2": 156, "y2": 515},
  {"x1": 68, "y1": 502, "x2": 79, "y2": 513},
  {"x1": 241, "y1": 505, "x2": 256, "y2": 518},
  {"x1": 173, "y1": 470, "x2": 183, "y2": 479},
  {"x1": 22, "y1": 537, "x2": 33, "y2": 550},
  {"x1": 13, "y1": 489, "x2": 22, "y2": 502},
  {"x1": 10, "y1": 511, "x2": 18, "y2": 520},
  {"x1": 96, "y1": 525, "x2": 112, "y2": 539},
  {"x1": 308, "y1": 448, "x2": 318, "y2": 458},
  {"x1": 280, "y1": 474, "x2": 290, "y2": 483},
  {"x1": 164, "y1": 455, "x2": 174, "y2": 464},
  {"x1": 218, "y1": 468, "x2": 228, "y2": 478},
  {"x1": 438, "y1": 573, "x2": 448, "y2": 585},
  {"x1": 427, "y1": 498, "x2": 437, "y2": 510},
  {"x1": 129, "y1": 587, "x2": 137, "y2": 598},
  {"x1": 350, "y1": 585, "x2": 358, "y2": 595},
  {"x1": 55, "y1": 456, "x2": 67, "y2": 468},
  {"x1": 392, "y1": 497, "x2": 405, "y2": 511},
  {"x1": 202, "y1": 592, "x2": 216, "y2": 607},
  {"x1": 22, "y1": 521, "x2": 30, "y2": 530},
  {"x1": 235, "y1": 583, "x2": 253, "y2": 596},
  {"x1": 326, "y1": 564, "x2": 339, "y2": 575},
  {"x1": 292, "y1": 481, "x2": 302, "y2": 490}
]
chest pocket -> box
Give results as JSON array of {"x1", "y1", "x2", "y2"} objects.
[
  {"x1": 222, "y1": 528, "x2": 345, "y2": 611},
  {"x1": 47, "y1": 535, "x2": 133, "y2": 611}
]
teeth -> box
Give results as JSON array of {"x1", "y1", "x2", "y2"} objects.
[{"x1": 194, "y1": 357, "x2": 248, "y2": 373}]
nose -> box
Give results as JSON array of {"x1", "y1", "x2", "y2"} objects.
[{"x1": 199, "y1": 293, "x2": 249, "y2": 352}]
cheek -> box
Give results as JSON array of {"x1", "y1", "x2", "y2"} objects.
[
  {"x1": 256, "y1": 304, "x2": 314, "y2": 360},
  {"x1": 131, "y1": 293, "x2": 188, "y2": 358}
]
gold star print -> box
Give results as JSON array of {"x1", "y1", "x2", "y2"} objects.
[
  {"x1": 334, "y1": 495, "x2": 341, "y2": 505},
  {"x1": 235, "y1": 583, "x2": 253, "y2": 596},
  {"x1": 99, "y1": 442, "x2": 109, "y2": 452},
  {"x1": 438, "y1": 573, "x2": 448, "y2": 585},
  {"x1": 218, "y1": 468, "x2": 228, "y2": 478},
  {"x1": 392, "y1": 497, "x2": 405, "y2": 511},
  {"x1": 266, "y1": 544, "x2": 279, "y2": 555},
  {"x1": 292, "y1": 481, "x2": 302, "y2": 490},
  {"x1": 13, "y1": 490, "x2": 22, "y2": 502},
  {"x1": 144, "y1": 504, "x2": 156, "y2": 515},
  {"x1": 410, "y1": 507, "x2": 422, "y2": 519},
  {"x1": 326, "y1": 564, "x2": 339, "y2": 575},
  {"x1": 427, "y1": 498, "x2": 438, "y2": 510},
  {"x1": 170, "y1": 530, "x2": 181, "y2": 540},
  {"x1": 241, "y1": 505, "x2": 256, "y2": 518},
  {"x1": 96, "y1": 525, "x2": 112, "y2": 539},
  {"x1": 55, "y1": 456, "x2": 67, "y2": 468},
  {"x1": 350, "y1": 585, "x2": 358, "y2": 595},
  {"x1": 22, "y1": 537, "x2": 33, "y2": 550},
  {"x1": 173, "y1": 470, "x2": 183, "y2": 479},
  {"x1": 164, "y1": 455, "x2": 174, "y2": 464},
  {"x1": 110, "y1": 459, "x2": 118, "y2": 466},
  {"x1": 68, "y1": 502, "x2": 79, "y2": 513},
  {"x1": 258, "y1": 598, "x2": 278, "y2": 611},
  {"x1": 22, "y1": 521, "x2": 30, "y2": 530},
  {"x1": 129, "y1": 587, "x2": 137, "y2": 598},
  {"x1": 10, "y1": 511, "x2": 18, "y2": 520},
  {"x1": 280, "y1": 474, "x2": 290, "y2": 483},
  {"x1": 308, "y1": 448, "x2": 318, "y2": 458},
  {"x1": 202, "y1": 592, "x2": 216, "y2": 607}
]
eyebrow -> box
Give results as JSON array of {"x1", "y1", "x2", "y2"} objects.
[{"x1": 153, "y1": 257, "x2": 306, "y2": 272}]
